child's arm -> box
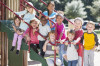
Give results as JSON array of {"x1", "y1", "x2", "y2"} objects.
[
  {"x1": 15, "y1": 10, "x2": 27, "y2": 16},
  {"x1": 92, "y1": 33, "x2": 99, "y2": 50},
  {"x1": 12, "y1": 25, "x2": 17, "y2": 33},
  {"x1": 43, "y1": 40, "x2": 49, "y2": 52},
  {"x1": 49, "y1": 21, "x2": 54, "y2": 28},
  {"x1": 38, "y1": 10, "x2": 42, "y2": 19}
]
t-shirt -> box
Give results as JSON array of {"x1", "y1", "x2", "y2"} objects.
[
  {"x1": 66, "y1": 41, "x2": 78, "y2": 61},
  {"x1": 44, "y1": 42, "x2": 55, "y2": 58},
  {"x1": 12, "y1": 23, "x2": 20, "y2": 30},
  {"x1": 43, "y1": 11, "x2": 57, "y2": 30},
  {"x1": 16, "y1": 10, "x2": 35, "y2": 31},
  {"x1": 81, "y1": 32, "x2": 98, "y2": 50},
  {"x1": 38, "y1": 23, "x2": 51, "y2": 41},
  {"x1": 52, "y1": 23, "x2": 66, "y2": 40}
]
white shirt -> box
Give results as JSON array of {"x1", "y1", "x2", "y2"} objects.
[
  {"x1": 38, "y1": 23, "x2": 51, "y2": 41},
  {"x1": 66, "y1": 41, "x2": 78, "y2": 61}
]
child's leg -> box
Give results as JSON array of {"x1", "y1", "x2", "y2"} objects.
[
  {"x1": 78, "y1": 56, "x2": 82, "y2": 66},
  {"x1": 17, "y1": 35, "x2": 23, "y2": 50},
  {"x1": 89, "y1": 50, "x2": 94, "y2": 66},
  {"x1": 39, "y1": 41, "x2": 45, "y2": 57},
  {"x1": 30, "y1": 44, "x2": 38, "y2": 53},
  {"x1": 84, "y1": 49, "x2": 89, "y2": 66},
  {"x1": 59, "y1": 44, "x2": 65, "y2": 66},
  {"x1": 72, "y1": 60, "x2": 78, "y2": 66},
  {"x1": 12, "y1": 33, "x2": 18, "y2": 46},
  {"x1": 46, "y1": 58, "x2": 54, "y2": 66},
  {"x1": 68, "y1": 61, "x2": 72, "y2": 66}
]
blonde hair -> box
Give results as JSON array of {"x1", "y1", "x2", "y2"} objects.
[
  {"x1": 87, "y1": 21, "x2": 95, "y2": 27},
  {"x1": 74, "y1": 17, "x2": 83, "y2": 25},
  {"x1": 30, "y1": 18, "x2": 40, "y2": 24},
  {"x1": 26, "y1": 2, "x2": 36, "y2": 15}
]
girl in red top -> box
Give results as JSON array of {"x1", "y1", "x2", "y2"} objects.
[{"x1": 23, "y1": 18, "x2": 40, "y2": 53}]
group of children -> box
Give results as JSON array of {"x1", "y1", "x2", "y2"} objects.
[{"x1": 10, "y1": 1, "x2": 98, "y2": 66}]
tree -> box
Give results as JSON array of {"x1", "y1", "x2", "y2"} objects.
[
  {"x1": 64, "y1": 0, "x2": 87, "y2": 19},
  {"x1": 87, "y1": 0, "x2": 100, "y2": 22}
]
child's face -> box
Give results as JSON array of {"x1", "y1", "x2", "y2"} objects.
[
  {"x1": 40, "y1": 18, "x2": 47, "y2": 25},
  {"x1": 68, "y1": 33, "x2": 74, "y2": 41},
  {"x1": 56, "y1": 16, "x2": 64, "y2": 24},
  {"x1": 47, "y1": 3, "x2": 55, "y2": 12},
  {"x1": 27, "y1": 7, "x2": 33, "y2": 13},
  {"x1": 74, "y1": 20, "x2": 82, "y2": 30},
  {"x1": 31, "y1": 21, "x2": 38, "y2": 28},
  {"x1": 15, "y1": 18, "x2": 20, "y2": 25},
  {"x1": 86, "y1": 24, "x2": 95, "y2": 33},
  {"x1": 50, "y1": 34, "x2": 55, "y2": 41}
]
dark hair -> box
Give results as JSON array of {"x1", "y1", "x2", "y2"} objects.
[
  {"x1": 67, "y1": 29, "x2": 75, "y2": 36},
  {"x1": 14, "y1": 16, "x2": 21, "y2": 25},
  {"x1": 47, "y1": 1, "x2": 55, "y2": 16},
  {"x1": 41, "y1": 16, "x2": 46, "y2": 20}
]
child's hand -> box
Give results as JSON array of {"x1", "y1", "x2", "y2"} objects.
[
  {"x1": 71, "y1": 42, "x2": 76, "y2": 45},
  {"x1": 65, "y1": 42, "x2": 68, "y2": 45},
  {"x1": 38, "y1": 10, "x2": 42, "y2": 13},
  {"x1": 46, "y1": 16, "x2": 49, "y2": 19},
  {"x1": 59, "y1": 39, "x2": 63, "y2": 44},
  {"x1": 26, "y1": 36, "x2": 30, "y2": 42},
  {"x1": 22, "y1": 20, "x2": 25, "y2": 23},
  {"x1": 92, "y1": 46, "x2": 97, "y2": 51}
]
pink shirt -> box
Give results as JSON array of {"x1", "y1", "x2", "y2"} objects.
[
  {"x1": 52, "y1": 23, "x2": 66, "y2": 40},
  {"x1": 23, "y1": 22, "x2": 39, "y2": 44}
]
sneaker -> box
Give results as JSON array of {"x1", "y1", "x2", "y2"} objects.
[
  {"x1": 10, "y1": 46, "x2": 15, "y2": 51},
  {"x1": 16, "y1": 50, "x2": 19, "y2": 55}
]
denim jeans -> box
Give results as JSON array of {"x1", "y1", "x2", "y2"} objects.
[
  {"x1": 68, "y1": 60, "x2": 78, "y2": 66},
  {"x1": 59, "y1": 44, "x2": 65, "y2": 66}
]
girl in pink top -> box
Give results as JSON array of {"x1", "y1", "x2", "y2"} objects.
[
  {"x1": 23, "y1": 18, "x2": 40, "y2": 53},
  {"x1": 49, "y1": 11, "x2": 66, "y2": 66}
]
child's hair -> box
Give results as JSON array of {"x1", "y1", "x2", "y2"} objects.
[
  {"x1": 87, "y1": 21, "x2": 95, "y2": 27},
  {"x1": 14, "y1": 16, "x2": 21, "y2": 25},
  {"x1": 47, "y1": 1, "x2": 55, "y2": 8},
  {"x1": 40, "y1": 16, "x2": 46, "y2": 20},
  {"x1": 30, "y1": 18, "x2": 40, "y2": 24},
  {"x1": 74, "y1": 17, "x2": 83, "y2": 25},
  {"x1": 47, "y1": 1, "x2": 55, "y2": 15},
  {"x1": 56, "y1": 11, "x2": 64, "y2": 19},
  {"x1": 67, "y1": 29, "x2": 75, "y2": 36},
  {"x1": 48, "y1": 30, "x2": 55, "y2": 40},
  {"x1": 26, "y1": 2, "x2": 36, "y2": 15}
]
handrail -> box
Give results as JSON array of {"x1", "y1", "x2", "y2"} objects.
[{"x1": 39, "y1": 0, "x2": 74, "y2": 24}]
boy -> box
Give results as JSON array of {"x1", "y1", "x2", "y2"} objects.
[
  {"x1": 63, "y1": 30, "x2": 78, "y2": 66},
  {"x1": 38, "y1": 16, "x2": 51, "y2": 57},
  {"x1": 81, "y1": 21, "x2": 98, "y2": 66},
  {"x1": 43, "y1": 30, "x2": 61, "y2": 66}
]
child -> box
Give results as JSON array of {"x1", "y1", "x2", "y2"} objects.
[
  {"x1": 49, "y1": 11, "x2": 66, "y2": 66},
  {"x1": 81, "y1": 21, "x2": 98, "y2": 66},
  {"x1": 16, "y1": 2, "x2": 36, "y2": 31},
  {"x1": 43, "y1": 30, "x2": 61, "y2": 66},
  {"x1": 10, "y1": 16, "x2": 22, "y2": 54},
  {"x1": 66, "y1": 17, "x2": 83, "y2": 66},
  {"x1": 63, "y1": 30, "x2": 78, "y2": 66},
  {"x1": 38, "y1": 1, "x2": 57, "y2": 30},
  {"x1": 23, "y1": 18, "x2": 40, "y2": 53},
  {"x1": 38, "y1": 16, "x2": 51, "y2": 57}
]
